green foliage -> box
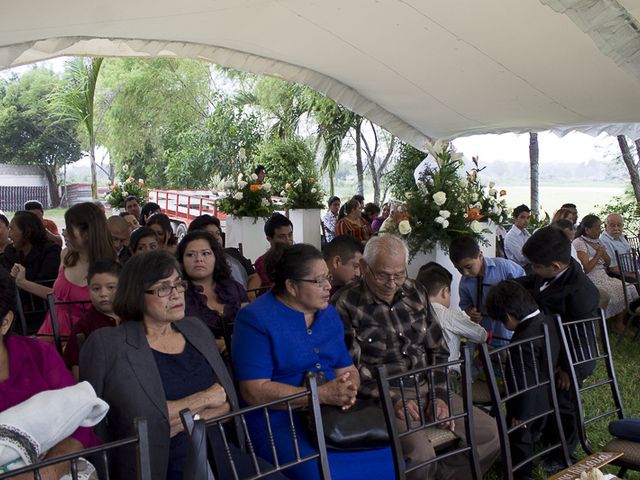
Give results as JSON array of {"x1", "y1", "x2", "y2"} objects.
[
  {"x1": 104, "y1": 177, "x2": 148, "y2": 208},
  {"x1": 282, "y1": 177, "x2": 324, "y2": 210},
  {"x1": 386, "y1": 143, "x2": 427, "y2": 201},
  {"x1": 0, "y1": 68, "x2": 82, "y2": 205},
  {"x1": 597, "y1": 184, "x2": 640, "y2": 235},
  {"x1": 463, "y1": 156, "x2": 508, "y2": 225},
  {"x1": 163, "y1": 95, "x2": 264, "y2": 188},
  {"x1": 256, "y1": 136, "x2": 317, "y2": 195},
  {"x1": 218, "y1": 174, "x2": 275, "y2": 219}
]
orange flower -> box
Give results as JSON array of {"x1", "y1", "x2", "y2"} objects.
[
  {"x1": 499, "y1": 190, "x2": 507, "y2": 196},
  {"x1": 139, "y1": 180, "x2": 145, "y2": 187},
  {"x1": 465, "y1": 207, "x2": 484, "y2": 222},
  {"x1": 111, "y1": 184, "x2": 117, "y2": 191},
  {"x1": 126, "y1": 176, "x2": 135, "y2": 183},
  {"x1": 249, "y1": 184, "x2": 261, "y2": 192}
]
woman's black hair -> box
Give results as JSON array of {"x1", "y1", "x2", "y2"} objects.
[
  {"x1": 11, "y1": 211, "x2": 48, "y2": 248},
  {"x1": 139, "y1": 202, "x2": 161, "y2": 226},
  {"x1": 265, "y1": 243, "x2": 324, "y2": 296},
  {"x1": 327, "y1": 196, "x2": 340, "y2": 208},
  {"x1": 113, "y1": 250, "x2": 181, "y2": 322},
  {"x1": 129, "y1": 227, "x2": 158, "y2": 253},
  {"x1": 146, "y1": 213, "x2": 178, "y2": 246},
  {"x1": 188, "y1": 214, "x2": 221, "y2": 233},
  {"x1": 575, "y1": 214, "x2": 600, "y2": 239},
  {"x1": 0, "y1": 268, "x2": 16, "y2": 322},
  {"x1": 177, "y1": 231, "x2": 231, "y2": 282},
  {"x1": 486, "y1": 280, "x2": 539, "y2": 324},
  {"x1": 344, "y1": 199, "x2": 360, "y2": 215}
]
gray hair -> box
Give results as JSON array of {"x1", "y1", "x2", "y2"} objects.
[
  {"x1": 605, "y1": 213, "x2": 623, "y2": 225},
  {"x1": 362, "y1": 235, "x2": 409, "y2": 267}
]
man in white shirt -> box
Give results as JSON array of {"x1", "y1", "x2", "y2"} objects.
[
  {"x1": 599, "y1": 213, "x2": 631, "y2": 276},
  {"x1": 504, "y1": 204, "x2": 532, "y2": 270}
]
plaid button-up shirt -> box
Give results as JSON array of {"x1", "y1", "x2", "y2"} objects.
[{"x1": 332, "y1": 278, "x2": 450, "y2": 401}]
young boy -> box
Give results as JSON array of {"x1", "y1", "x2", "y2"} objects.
[
  {"x1": 416, "y1": 262, "x2": 487, "y2": 371},
  {"x1": 486, "y1": 280, "x2": 561, "y2": 480},
  {"x1": 517, "y1": 225, "x2": 600, "y2": 467},
  {"x1": 63, "y1": 259, "x2": 122, "y2": 377},
  {"x1": 449, "y1": 236, "x2": 525, "y2": 346}
]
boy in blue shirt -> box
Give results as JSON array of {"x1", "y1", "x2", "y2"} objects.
[{"x1": 450, "y1": 236, "x2": 525, "y2": 346}]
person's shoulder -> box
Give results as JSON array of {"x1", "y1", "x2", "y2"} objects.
[
  {"x1": 6, "y1": 334, "x2": 55, "y2": 358},
  {"x1": 492, "y1": 256, "x2": 525, "y2": 275},
  {"x1": 179, "y1": 316, "x2": 216, "y2": 337},
  {"x1": 42, "y1": 241, "x2": 62, "y2": 253},
  {"x1": 331, "y1": 279, "x2": 366, "y2": 306}
]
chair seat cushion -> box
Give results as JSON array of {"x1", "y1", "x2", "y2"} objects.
[
  {"x1": 472, "y1": 381, "x2": 492, "y2": 404},
  {"x1": 604, "y1": 438, "x2": 640, "y2": 466}
]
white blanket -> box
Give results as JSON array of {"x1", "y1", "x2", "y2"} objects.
[{"x1": 0, "y1": 382, "x2": 108, "y2": 472}]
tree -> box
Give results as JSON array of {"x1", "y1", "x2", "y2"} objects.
[
  {"x1": 360, "y1": 120, "x2": 397, "y2": 204},
  {"x1": 0, "y1": 68, "x2": 82, "y2": 206},
  {"x1": 387, "y1": 143, "x2": 427, "y2": 201},
  {"x1": 617, "y1": 135, "x2": 640, "y2": 204},
  {"x1": 49, "y1": 57, "x2": 103, "y2": 199},
  {"x1": 255, "y1": 136, "x2": 317, "y2": 195},
  {"x1": 529, "y1": 132, "x2": 539, "y2": 215}
]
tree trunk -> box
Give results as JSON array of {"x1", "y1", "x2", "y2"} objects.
[
  {"x1": 41, "y1": 166, "x2": 61, "y2": 207},
  {"x1": 529, "y1": 132, "x2": 539, "y2": 215},
  {"x1": 634, "y1": 138, "x2": 640, "y2": 164},
  {"x1": 90, "y1": 141, "x2": 98, "y2": 199},
  {"x1": 618, "y1": 135, "x2": 640, "y2": 204},
  {"x1": 355, "y1": 120, "x2": 364, "y2": 196}
]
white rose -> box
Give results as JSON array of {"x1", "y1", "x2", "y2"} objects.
[
  {"x1": 285, "y1": 183, "x2": 292, "y2": 190},
  {"x1": 311, "y1": 188, "x2": 317, "y2": 193},
  {"x1": 489, "y1": 188, "x2": 497, "y2": 196},
  {"x1": 233, "y1": 192, "x2": 243, "y2": 201},
  {"x1": 471, "y1": 193, "x2": 478, "y2": 201},
  {"x1": 470, "y1": 220, "x2": 484, "y2": 233},
  {"x1": 441, "y1": 219, "x2": 450, "y2": 229},
  {"x1": 251, "y1": 173, "x2": 258, "y2": 181},
  {"x1": 474, "y1": 202, "x2": 482, "y2": 209},
  {"x1": 138, "y1": 178, "x2": 144, "y2": 184},
  {"x1": 280, "y1": 190, "x2": 286, "y2": 196},
  {"x1": 398, "y1": 220, "x2": 412, "y2": 235},
  {"x1": 489, "y1": 181, "x2": 496, "y2": 188},
  {"x1": 262, "y1": 183, "x2": 271, "y2": 192},
  {"x1": 224, "y1": 180, "x2": 234, "y2": 189},
  {"x1": 294, "y1": 178, "x2": 302, "y2": 187},
  {"x1": 237, "y1": 173, "x2": 243, "y2": 181},
  {"x1": 238, "y1": 180, "x2": 248, "y2": 189},
  {"x1": 432, "y1": 191, "x2": 446, "y2": 206},
  {"x1": 439, "y1": 210, "x2": 451, "y2": 219},
  {"x1": 459, "y1": 178, "x2": 468, "y2": 188},
  {"x1": 261, "y1": 198, "x2": 270, "y2": 206},
  {"x1": 435, "y1": 216, "x2": 444, "y2": 224}
]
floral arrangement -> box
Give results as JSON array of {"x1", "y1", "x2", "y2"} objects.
[
  {"x1": 403, "y1": 141, "x2": 506, "y2": 256},
  {"x1": 218, "y1": 173, "x2": 275, "y2": 219},
  {"x1": 104, "y1": 177, "x2": 148, "y2": 209},
  {"x1": 281, "y1": 177, "x2": 324, "y2": 210},
  {"x1": 379, "y1": 201, "x2": 412, "y2": 236}
]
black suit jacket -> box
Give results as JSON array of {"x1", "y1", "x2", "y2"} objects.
[
  {"x1": 80, "y1": 316, "x2": 238, "y2": 480},
  {"x1": 506, "y1": 313, "x2": 561, "y2": 421}
]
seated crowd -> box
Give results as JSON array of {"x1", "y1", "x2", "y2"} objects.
[{"x1": 0, "y1": 192, "x2": 638, "y2": 480}]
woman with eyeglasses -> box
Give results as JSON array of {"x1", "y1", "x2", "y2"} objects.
[
  {"x1": 80, "y1": 250, "x2": 267, "y2": 479},
  {"x1": 231, "y1": 243, "x2": 394, "y2": 480}
]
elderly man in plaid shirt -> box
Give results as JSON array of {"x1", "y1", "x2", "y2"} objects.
[{"x1": 332, "y1": 235, "x2": 499, "y2": 479}]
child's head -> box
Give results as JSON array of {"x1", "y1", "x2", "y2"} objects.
[
  {"x1": 88, "y1": 259, "x2": 122, "y2": 316},
  {"x1": 416, "y1": 262, "x2": 453, "y2": 308},
  {"x1": 449, "y1": 236, "x2": 483, "y2": 277},
  {"x1": 522, "y1": 226, "x2": 571, "y2": 279},
  {"x1": 486, "y1": 280, "x2": 539, "y2": 331}
]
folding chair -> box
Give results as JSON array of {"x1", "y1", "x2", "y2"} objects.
[
  {"x1": 627, "y1": 236, "x2": 640, "y2": 256},
  {"x1": 375, "y1": 347, "x2": 482, "y2": 480},
  {"x1": 480, "y1": 323, "x2": 570, "y2": 479},
  {"x1": 180, "y1": 374, "x2": 331, "y2": 480},
  {"x1": 13, "y1": 279, "x2": 56, "y2": 336},
  {"x1": 0, "y1": 417, "x2": 152, "y2": 480},
  {"x1": 45, "y1": 294, "x2": 92, "y2": 355},
  {"x1": 614, "y1": 251, "x2": 640, "y2": 343},
  {"x1": 556, "y1": 310, "x2": 640, "y2": 477}
]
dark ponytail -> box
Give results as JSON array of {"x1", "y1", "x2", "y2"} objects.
[
  {"x1": 265, "y1": 244, "x2": 324, "y2": 295},
  {"x1": 575, "y1": 214, "x2": 600, "y2": 239}
]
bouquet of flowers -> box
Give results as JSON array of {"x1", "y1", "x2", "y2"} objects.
[
  {"x1": 463, "y1": 156, "x2": 508, "y2": 225},
  {"x1": 281, "y1": 177, "x2": 324, "y2": 210},
  {"x1": 104, "y1": 177, "x2": 148, "y2": 209},
  {"x1": 403, "y1": 141, "x2": 497, "y2": 256},
  {"x1": 218, "y1": 173, "x2": 275, "y2": 219},
  {"x1": 379, "y1": 201, "x2": 412, "y2": 236}
]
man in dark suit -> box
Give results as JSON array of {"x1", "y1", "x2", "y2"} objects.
[
  {"x1": 517, "y1": 226, "x2": 600, "y2": 469},
  {"x1": 486, "y1": 280, "x2": 561, "y2": 480}
]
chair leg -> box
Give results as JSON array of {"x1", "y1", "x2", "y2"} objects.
[{"x1": 617, "y1": 466, "x2": 627, "y2": 478}]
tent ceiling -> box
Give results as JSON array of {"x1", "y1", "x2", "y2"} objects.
[{"x1": 2, "y1": 0, "x2": 640, "y2": 147}]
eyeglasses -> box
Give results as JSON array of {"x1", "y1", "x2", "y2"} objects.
[
  {"x1": 145, "y1": 280, "x2": 188, "y2": 297},
  {"x1": 294, "y1": 274, "x2": 333, "y2": 287},
  {"x1": 367, "y1": 266, "x2": 407, "y2": 284}
]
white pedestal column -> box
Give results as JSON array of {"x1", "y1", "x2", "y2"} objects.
[
  {"x1": 289, "y1": 209, "x2": 322, "y2": 250},
  {"x1": 225, "y1": 216, "x2": 268, "y2": 263},
  {"x1": 407, "y1": 222, "x2": 497, "y2": 310}
]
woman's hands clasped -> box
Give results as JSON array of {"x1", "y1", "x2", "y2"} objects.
[{"x1": 318, "y1": 371, "x2": 358, "y2": 410}]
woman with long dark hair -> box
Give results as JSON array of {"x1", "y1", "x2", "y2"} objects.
[{"x1": 146, "y1": 213, "x2": 178, "y2": 254}]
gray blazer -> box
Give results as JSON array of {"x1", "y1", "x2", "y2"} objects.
[{"x1": 79, "y1": 316, "x2": 238, "y2": 480}]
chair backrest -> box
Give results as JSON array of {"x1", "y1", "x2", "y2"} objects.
[
  {"x1": 555, "y1": 310, "x2": 626, "y2": 455},
  {"x1": 180, "y1": 374, "x2": 331, "y2": 480},
  {"x1": 614, "y1": 250, "x2": 640, "y2": 313},
  {"x1": 46, "y1": 293, "x2": 93, "y2": 355},
  {"x1": 480, "y1": 322, "x2": 570, "y2": 479},
  {"x1": 375, "y1": 347, "x2": 482, "y2": 480},
  {"x1": 14, "y1": 279, "x2": 56, "y2": 336},
  {"x1": 0, "y1": 417, "x2": 152, "y2": 480},
  {"x1": 627, "y1": 235, "x2": 640, "y2": 255}
]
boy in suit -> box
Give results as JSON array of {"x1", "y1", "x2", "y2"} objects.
[
  {"x1": 486, "y1": 280, "x2": 561, "y2": 480},
  {"x1": 517, "y1": 225, "x2": 600, "y2": 469}
]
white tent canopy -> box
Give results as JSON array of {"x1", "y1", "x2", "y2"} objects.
[{"x1": 2, "y1": 0, "x2": 640, "y2": 147}]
